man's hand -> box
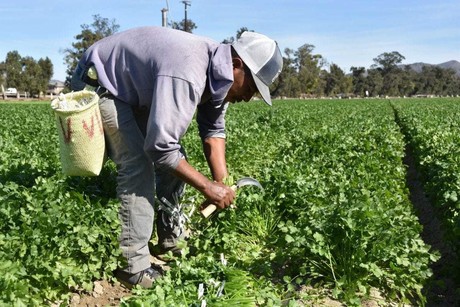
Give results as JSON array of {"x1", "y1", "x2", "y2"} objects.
[
  {"x1": 202, "y1": 181, "x2": 236, "y2": 209},
  {"x1": 173, "y1": 159, "x2": 235, "y2": 209}
]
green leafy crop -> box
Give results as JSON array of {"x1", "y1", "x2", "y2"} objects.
[{"x1": 1, "y1": 99, "x2": 453, "y2": 305}]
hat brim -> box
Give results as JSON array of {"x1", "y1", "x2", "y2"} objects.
[{"x1": 251, "y1": 71, "x2": 272, "y2": 106}]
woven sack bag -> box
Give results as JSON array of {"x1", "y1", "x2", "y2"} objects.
[{"x1": 51, "y1": 90, "x2": 106, "y2": 176}]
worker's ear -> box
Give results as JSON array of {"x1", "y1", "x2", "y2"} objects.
[{"x1": 232, "y1": 57, "x2": 244, "y2": 69}]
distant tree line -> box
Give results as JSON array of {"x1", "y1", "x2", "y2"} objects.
[
  {"x1": 0, "y1": 51, "x2": 53, "y2": 97},
  {"x1": 274, "y1": 49, "x2": 460, "y2": 98},
  {"x1": 2, "y1": 14, "x2": 459, "y2": 98}
]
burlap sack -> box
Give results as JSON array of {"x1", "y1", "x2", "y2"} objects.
[{"x1": 51, "y1": 90, "x2": 106, "y2": 176}]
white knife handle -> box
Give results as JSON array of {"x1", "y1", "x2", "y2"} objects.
[{"x1": 200, "y1": 185, "x2": 237, "y2": 218}]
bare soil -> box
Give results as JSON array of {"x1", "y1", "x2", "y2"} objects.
[
  {"x1": 66, "y1": 256, "x2": 167, "y2": 306},
  {"x1": 68, "y1": 280, "x2": 130, "y2": 307}
]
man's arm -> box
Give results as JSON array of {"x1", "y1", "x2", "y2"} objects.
[
  {"x1": 172, "y1": 136, "x2": 234, "y2": 209},
  {"x1": 173, "y1": 158, "x2": 235, "y2": 209},
  {"x1": 202, "y1": 136, "x2": 228, "y2": 182}
]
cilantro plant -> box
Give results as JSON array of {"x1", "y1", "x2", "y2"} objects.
[
  {"x1": 393, "y1": 98, "x2": 460, "y2": 284},
  {"x1": 1, "y1": 99, "x2": 452, "y2": 305}
]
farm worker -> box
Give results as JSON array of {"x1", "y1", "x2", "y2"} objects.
[{"x1": 71, "y1": 26, "x2": 282, "y2": 289}]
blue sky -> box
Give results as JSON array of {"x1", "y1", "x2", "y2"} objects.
[{"x1": 1, "y1": 0, "x2": 459, "y2": 81}]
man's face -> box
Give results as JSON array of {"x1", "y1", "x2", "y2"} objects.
[{"x1": 224, "y1": 59, "x2": 258, "y2": 103}]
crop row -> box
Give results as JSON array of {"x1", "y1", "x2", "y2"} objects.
[
  {"x1": 169, "y1": 99, "x2": 435, "y2": 305},
  {"x1": 392, "y1": 99, "x2": 460, "y2": 279},
  {"x1": 0, "y1": 100, "x2": 441, "y2": 306},
  {"x1": 239, "y1": 100, "x2": 433, "y2": 304}
]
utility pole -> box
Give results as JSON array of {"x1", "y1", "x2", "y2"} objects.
[
  {"x1": 161, "y1": 0, "x2": 169, "y2": 27},
  {"x1": 182, "y1": 0, "x2": 191, "y2": 32}
]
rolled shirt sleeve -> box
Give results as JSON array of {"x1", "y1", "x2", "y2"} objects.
[{"x1": 196, "y1": 101, "x2": 228, "y2": 140}]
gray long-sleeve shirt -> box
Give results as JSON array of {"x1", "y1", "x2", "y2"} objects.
[{"x1": 77, "y1": 27, "x2": 233, "y2": 171}]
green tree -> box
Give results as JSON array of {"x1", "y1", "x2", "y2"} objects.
[
  {"x1": 371, "y1": 51, "x2": 406, "y2": 96},
  {"x1": 274, "y1": 48, "x2": 300, "y2": 98},
  {"x1": 371, "y1": 51, "x2": 405, "y2": 74},
  {"x1": 0, "y1": 62, "x2": 5, "y2": 87},
  {"x1": 37, "y1": 57, "x2": 54, "y2": 96},
  {"x1": 323, "y1": 63, "x2": 350, "y2": 96},
  {"x1": 441, "y1": 69, "x2": 460, "y2": 95},
  {"x1": 350, "y1": 66, "x2": 367, "y2": 97},
  {"x1": 0, "y1": 52, "x2": 54, "y2": 97},
  {"x1": 21, "y1": 56, "x2": 42, "y2": 96},
  {"x1": 417, "y1": 66, "x2": 460, "y2": 95},
  {"x1": 294, "y1": 44, "x2": 324, "y2": 96},
  {"x1": 169, "y1": 19, "x2": 197, "y2": 33},
  {"x1": 384, "y1": 71, "x2": 403, "y2": 96},
  {"x1": 63, "y1": 14, "x2": 119, "y2": 88},
  {"x1": 398, "y1": 68, "x2": 416, "y2": 96},
  {"x1": 365, "y1": 69, "x2": 383, "y2": 97},
  {"x1": 38, "y1": 57, "x2": 54, "y2": 83},
  {"x1": 4, "y1": 51, "x2": 22, "y2": 89}
]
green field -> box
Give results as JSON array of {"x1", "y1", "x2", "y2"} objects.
[{"x1": 0, "y1": 98, "x2": 458, "y2": 306}]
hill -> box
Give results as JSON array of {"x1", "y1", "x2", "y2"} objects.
[{"x1": 401, "y1": 60, "x2": 460, "y2": 76}]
